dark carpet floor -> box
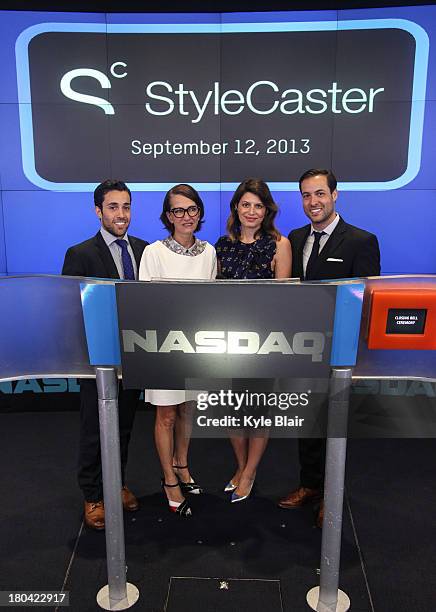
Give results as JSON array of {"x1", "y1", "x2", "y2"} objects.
[{"x1": 0, "y1": 410, "x2": 435, "y2": 611}]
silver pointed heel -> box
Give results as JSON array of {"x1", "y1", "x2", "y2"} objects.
[
  {"x1": 224, "y1": 480, "x2": 238, "y2": 493},
  {"x1": 231, "y1": 480, "x2": 254, "y2": 503}
]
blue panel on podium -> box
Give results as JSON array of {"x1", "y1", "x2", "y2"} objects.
[
  {"x1": 80, "y1": 282, "x2": 121, "y2": 366},
  {"x1": 331, "y1": 283, "x2": 365, "y2": 366}
]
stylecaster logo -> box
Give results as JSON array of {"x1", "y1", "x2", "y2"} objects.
[
  {"x1": 121, "y1": 330, "x2": 326, "y2": 362},
  {"x1": 60, "y1": 76, "x2": 384, "y2": 122},
  {"x1": 16, "y1": 18, "x2": 427, "y2": 190}
]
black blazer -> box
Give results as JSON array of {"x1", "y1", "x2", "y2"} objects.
[
  {"x1": 289, "y1": 217, "x2": 381, "y2": 281},
  {"x1": 62, "y1": 231, "x2": 148, "y2": 279}
]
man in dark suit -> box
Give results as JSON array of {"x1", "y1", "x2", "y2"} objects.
[
  {"x1": 62, "y1": 179, "x2": 148, "y2": 530},
  {"x1": 278, "y1": 168, "x2": 380, "y2": 527}
]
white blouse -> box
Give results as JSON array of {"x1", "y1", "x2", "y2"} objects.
[{"x1": 138, "y1": 237, "x2": 217, "y2": 406}]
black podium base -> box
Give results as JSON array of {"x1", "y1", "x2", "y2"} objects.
[{"x1": 165, "y1": 577, "x2": 282, "y2": 612}]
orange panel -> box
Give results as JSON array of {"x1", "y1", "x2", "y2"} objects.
[{"x1": 367, "y1": 289, "x2": 436, "y2": 350}]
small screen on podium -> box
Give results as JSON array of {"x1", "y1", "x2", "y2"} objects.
[{"x1": 386, "y1": 309, "x2": 427, "y2": 335}]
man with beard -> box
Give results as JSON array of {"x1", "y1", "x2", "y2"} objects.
[
  {"x1": 62, "y1": 179, "x2": 148, "y2": 530},
  {"x1": 278, "y1": 168, "x2": 380, "y2": 528}
]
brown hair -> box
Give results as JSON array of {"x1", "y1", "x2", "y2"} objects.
[
  {"x1": 160, "y1": 184, "x2": 205, "y2": 234},
  {"x1": 226, "y1": 178, "x2": 281, "y2": 241},
  {"x1": 298, "y1": 169, "x2": 337, "y2": 194}
]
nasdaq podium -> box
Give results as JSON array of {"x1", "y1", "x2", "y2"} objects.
[{"x1": 1, "y1": 274, "x2": 435, "y2": 612}]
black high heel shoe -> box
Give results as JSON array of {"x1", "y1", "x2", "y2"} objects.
[
  {"x1": 173, "y1": 464, "x2": 203, "y2": 495},
  {"x1": 161, "y1": 480, "x2": 192, "y2": 517}
]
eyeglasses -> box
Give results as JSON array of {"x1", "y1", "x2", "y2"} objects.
[{"x1": 169, "y1": 205, "x2": 200, "y2": 218}]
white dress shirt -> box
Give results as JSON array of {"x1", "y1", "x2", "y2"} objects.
[
  {"x1": 302, "y1": 214, "x2": 341, "y2": 277},
  {"x1": 100, "y1": 227, "x2": 138, "y2": 279}
]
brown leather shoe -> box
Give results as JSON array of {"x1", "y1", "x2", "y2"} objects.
[
  {"x1": 121, "y1": 486, "x2": 139, "y2": 512},
  {"x1": 84, "y1": 500, "x2": 105, "y2": 530},
  {"x1": 316, "y1": 500, "x2": 324, "y2": 529},
  {"x1": 278, "y1": 486, "x2": 322, "y2": 509}
]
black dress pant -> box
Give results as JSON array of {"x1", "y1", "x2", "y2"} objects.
[
  {"x1": 298, "y1": 438, "x2": 326, "y2": 490},
  {"x1": 78, "y1": 379, "x2": 139, "y2": 502}
]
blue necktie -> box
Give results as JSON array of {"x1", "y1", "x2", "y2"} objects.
[{"x1": 115, "y1": 239, "x2": 135, "y2": 280}]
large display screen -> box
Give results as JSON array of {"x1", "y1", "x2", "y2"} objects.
[{"x1": 0, "y1": 7, "x2": 436, "y2": 274}]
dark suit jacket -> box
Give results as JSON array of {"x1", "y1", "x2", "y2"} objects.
[
  {"x1": 62, "y1": 231, "x2": 148, "y2": 279},
  {"x1": 62, "y1": 231, "x2": 147, "y2": 498},
  {"x1": 289, "y1": 217, "x2": 380, "y2": 281}
]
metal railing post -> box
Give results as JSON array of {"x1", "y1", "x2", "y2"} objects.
[
  {"x1": 95, "y1": 367, "x2": 139, "y2": 611},
  {"x1": 307, "y1": 367, "x2": 352, "y2": 612}
]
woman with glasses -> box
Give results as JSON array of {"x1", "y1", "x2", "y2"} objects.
[
  {"x1": 215, "y1": 178, "x2": 292, "y2": 503},
  {"x1": 139, "y1": 184, "x2": 217, "y2": 517}
]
